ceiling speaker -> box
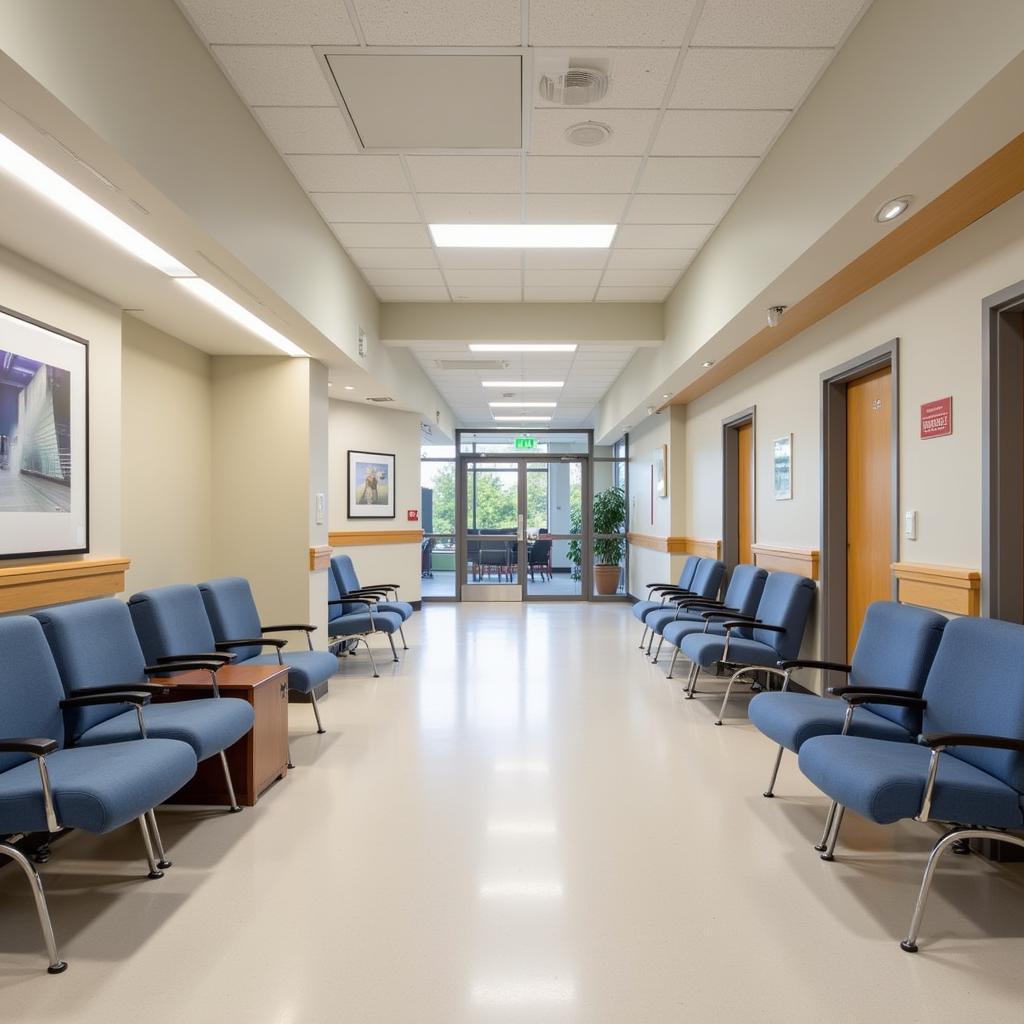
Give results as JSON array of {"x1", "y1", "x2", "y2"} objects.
[
  {"x1": 538, "y1": 66, "x2": 609, "y2": 105},
  {"x1": 564, "y1": 121, "x2": 612, "y2": 147}
]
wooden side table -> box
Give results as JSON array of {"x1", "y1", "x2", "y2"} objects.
[{"x1": 150, "y1": 663, "x2": 290, "y2": 807}]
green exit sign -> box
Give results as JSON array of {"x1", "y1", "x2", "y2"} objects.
[{"x1": 514, "y1": 436, "x2": 536, "y2": 450}]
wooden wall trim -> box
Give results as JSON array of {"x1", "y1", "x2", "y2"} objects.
[
  {"x1": 309, "y1": 545, "x2": 333, "y2": 571},
  {"x1": 892, "y1": 561, "x2": 981, "y2": 617},
  {"x1": 628, "y1": 534, "x2": 722, "y2": 557},
  {"x1": 329, "y1": 529, "x2": 424, "y2": 547},
  {"x1": 750, "y1": 544, "x2": 820, "y2": 580},
  {"x1": 627, "y1": 532, "x2": 667, "y2": 552},
  {"x1": 0, "y1": 557, "x2": 131, "y2": 613}
]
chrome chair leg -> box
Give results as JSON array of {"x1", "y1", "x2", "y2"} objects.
[
  {"x1": 715, "y1": 666, "x2": 753, "y2": 725},
  {"x1": 639, "y1": 624, "x2": 649, "y2": 650},
  {"x1": 138, "y1": 815, "x2": 164, "y2": 879},
  {"x1": 146, "y1": 808, "x2": 172, "y2": 869},
  {"x1": 0, "y1": 842, "x2": 67, "y2": 974},
  {"x1": 814, "y1": 799, "x2": 840, "y2": 851},
  {"x1": 388, "y1": 633, "x2": 400, "y2": 662},
  {"x1": 219, "y1": 751, "x2": 242, "y2": 813},
  {"x1": 666, "y1": 647, "x2": 680, "y2": 679},
  {"x1": 645, "y1": 628, "x2": 656, "y2": 656},
  {"x1": 310, "y1": 689, "x2": 326, "y2": 734},
  {"x1": 358, "y1": 637, "x2": 380, "y2": 677},
  {"x1": 399, "y1": 624, "x2": 408, "y2": 650},
  {"x1": 684, "y1": 662, "x2": 699, "y2": 699},
  {"x1": 650, "y1": 636, "x2": 664, "y2": 664},
  {"x1": 819, "y1": 805, "x2": 845, "y2": 861},
  {"x1": 763, "y1": 745, "x2": 785, "y2": 798}
]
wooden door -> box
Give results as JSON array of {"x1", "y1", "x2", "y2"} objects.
[
  {"x1": 737, "y1": 421, "x2": 754, "y2": 564},
  {"x1": 846, "y1": 366, "x2": 892, "y2": 658}
]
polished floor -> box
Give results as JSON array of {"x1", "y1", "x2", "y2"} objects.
[{"x1": 2, "y1": 603, "x2": 1023, "y2": 1022}]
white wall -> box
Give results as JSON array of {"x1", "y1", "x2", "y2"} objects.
[
  {"x1": 328, "y1": 399, "x2": 424, "y2": 602},
  {"x1": 626, "y1": 414, "x2": 676, "y2": 596}
]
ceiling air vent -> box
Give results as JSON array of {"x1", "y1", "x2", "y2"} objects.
[
  {"x1": 564, "y1": 121, "x2": 612, "y2": 147},
  {"x1": 538, "y1": 66, "x2": 609, "y2": 106},
  {"x1": 436, "y1": 359, "x2": 508, "y2": 371},
  {"x1": 366, "y1": 396, "x2": 394, "y2": 403}
]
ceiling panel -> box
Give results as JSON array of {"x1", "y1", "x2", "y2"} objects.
[
  {"x1": 523, "y1": 249, "x2": 610, "y2": 269},
  {"x1": 180, "y1": 0, "x2": 359, "y2": 44},
  {"x1": 313, "y1": 192, "x2": 421, "y2": 222},
  {"x1": 653, "y1": 109, "x2": 789, "y2": 157},
  {"x1": 637, "y1": 156, "x2": 759, "y2": 193},
  {"x1": 330, "y1": 223, "x2": 431, "y2": 247},
  {"x1": 529, "y1": 0, "x2": 699, "y2": 46},
  {"x1": 417, "y1": 194, "x2": 522, "y2": 223},
  {"x1": 406, "y1": 155, "x2": 522, "y2": 194},
  {"x1": 523, "y1": 269, "x2": 602, "y2": 286},
  {"x1": 526, "y1": 156, "x2": 642, "y2": 193},
  {"x1": 615, "y1": 224, "x2": 712, "y2": 248},
  {"x1": 533, "y1": 49, "x2": 678, "y2": 109},
  {"x1": 375, "y1": 286, "x2": 450, "y2": 301},
  {"x1": 601, "y1": 268, "x2": 681, "y2": 287},
  {"x1": 448, "y1": 286, "x2": 523, "y2": 301},
  {"x1": 523, "y1": 287, "x2": 598, "y2": 301},
  {"x1": 287, "y1": 154, "x2": 409, "y2": 192},
  {"x1": 443, "y1": 268, "x2": 522, "y2": 286},
  {"x1": 347, "y1": 248, "x2": 439, "y2": 269},
  {"x1": 352, "y1": 0, "x2": 522, "y2": 46},
  {"x1": 525, "y1": 194, "x2": 629, "y2": 223},
  {"x1": 529, "y1": 109, "x2": 658, "y2": 156},
  {"x1": 253, "y1": 107, "x2": 359, "y2": 154},
  {"x1": 625, "y1": 193, "x2": 732, "y2": 223},
  {"x1": 692, "y1": 0, "x2": 868, "y2": 47},
  {"x1": 670, "y1": 47, "x2": 831, "y2": 110},
  {"x1": 596, "y1": 286, "x2": 672, "y2": 301},
  {"x1": 212, "y1": 45, "x2": 336, "y2": 106},
  {"x1": 437, "y1": 248, "x2": 524, "y2": 269},
  {"x1": 363, "y1": 268, "x2": 446, "y2": 287},
  {"x1": 606, "y1": 248, "x2": 695, "y2": 270}
]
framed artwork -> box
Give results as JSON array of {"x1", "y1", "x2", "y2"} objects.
[
  {"x1": 347, "y1": 449, "x2": 395, "y2": 519},
  {"x1": 772, "y1": 434, "x2": 793, "y2": 501},
  {"x1": 0, "y1": 305, "x2": 88, "y2": 559},
  {"x1": 655, "y1": 443, "x2": 668, "y2": 498}
]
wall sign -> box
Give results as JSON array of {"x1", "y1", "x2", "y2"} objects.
[
  {"x1": 407, "y1": 509, "x2": 419, "y2": 522},
  {"x1": 514, "y1": 435, "x2": 536, "y2": 450},
  {"x1": 772, "y1": 434, "x2": 793, "y2": 501},
  {"x1": 347, "y1": 449, "x2": 396, "y2": 519},
  {"x1": 920, "y1": 397, "x2": 952, "y2": 439}
]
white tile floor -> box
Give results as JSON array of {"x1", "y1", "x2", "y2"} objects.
[{"x1": 2, "y1": 602, "x2": 1023, "y2": 1021}]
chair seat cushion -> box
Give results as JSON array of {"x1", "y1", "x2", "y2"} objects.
[
  {"x1": 646, "y1": 607, "x2": 703, "y2": 636},
  {"x1": 76, "y1": 698, "x2": 254, "y2": 762},
  {"x1": 662, "y1": 620, "x2": 725, "y2": 648},
  {"x1": 680, "y1": 633, "x2": 777, "y2": 669},
  {"x1": 749, "y1": 692, "x2": 914, "y2": 753},
  {"x1": 246, "y1": 650, "x2": 339, "y2": 694},
  {"x1": 378, "y1": 600, "x2": 413, "y2": 621},
  {"x1": 632, "y1": 600, "x2": 666, "y2": 622},
  {"x1": 799, "y1": 735, "x2": 1024, "y2": 828},
  {"x1": 0, "y1": 739, "x2": 197, "y2": 835},
  {"x1": 329, "y1": 610, "x2": 403, "y2": 638}
]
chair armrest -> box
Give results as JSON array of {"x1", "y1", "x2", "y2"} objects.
[
  {"x1": 829, "y1": 685, "x2": 915, "y2": 697},
  {"x1": 72, "y1": 682, "x2": 170, "y2": 697},
  {"x1": 366, "y1": 583, "x2": 400, "y2": 590},
  {"x1": 919, "y1": 732, "x2": 1024, "y2": 753},
  {"x1": 725, "y1": 620, "x2": 783, "y2": 633},
  {"x1": 780, "y1": 659, "x2": 852, "y2": 673},
  {"x1": 60, "y1": 691, "x2": 153, "y2": 709},
  {"x1": 156, "y1": 652, "x2": 234, "y2": 665},
  {"x1": 216, "y1": 638, "x2": 287, "y2": 651},
  {"x1": 146, "y1": 660, "x2": 224, "y2": 675},
  {"x1": 840, "y1": 692, "x2": 927, "y2": 709},
  {"x1": 0, "y1": 737, "x2": 59, "y2": 756},
  {"x1": 262, "y1": 624, "x2": 316, "y2": 634},
  {"x1": 702, "y1": 611, "x2": 758, "y2": 622},
  {"x1": 676, "y1": 598, "x2": 729, "y2": 609},
  {"x1": 343, "y1": 598, "x2": 379, "y2": 612}
]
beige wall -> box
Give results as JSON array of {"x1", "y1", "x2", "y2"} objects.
[
  {"x1": 328, "y1": 400, "x2": 423, "y2": 602},
  {"x1": 121, "y1": 315, "x2": 212, "y2": 594}
]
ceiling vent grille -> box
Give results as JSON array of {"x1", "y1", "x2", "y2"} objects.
[
  {"x1": 538, "y1": 66, "x2": 609, "y2": 106},
  {"x1": 366, "y1": 396, "x2": 394, "y2": 403},
  {"x1": 564, "y1": 121, "x2": 612, "y2": 147}
]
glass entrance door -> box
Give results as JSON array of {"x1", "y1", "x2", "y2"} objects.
[{"x1": 461, "y1": 458, "x2": 523, "y2": 601}]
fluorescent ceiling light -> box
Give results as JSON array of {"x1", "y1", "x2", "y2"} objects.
[
  {"x1": 493, "y1": 416, "x2": 552, "y2": 422},
  {"x1": 0, "y1": 132, "x2": 193, "y2": 277},
  {"x1": 469, "y1": 343, "x2": 577, "y2": 352},
  {"x1": 176, "y1": 278, "x2": 305, "y2": 357},
  {"x1": 875, "y1": 195, "x2": 911, "y2": 222},
  {"x1": 430, "y1": 224, "x2": 615, "y2": 248},
  {"x1": 488, "y1": 402, "x2": 557, "y2": 408},
  {"x1": 482, "y1": 381, "x2": 563, "y2": 388}
]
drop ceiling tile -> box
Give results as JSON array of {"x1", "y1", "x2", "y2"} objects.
[
  {"x1": 524, "y1": 249, "x2": 609, "y2": 269},
  {"x1": 653, "y1": 109, "x2": 789, "y2": 157},
  {"x1": 601, "y1": 268, "x2": 681, "y2": 287},
  {"x1": 529, "y1": 109, "x2": 658, "y2": 156},
  {"x1": 626, "y1": 194, "x2": 733, "y2": 224},
  {"x1": 615, "y1": 224, "x2": 712, "y2": 248},
  {"x1": 529, "y1": 0, "x2": 698, "y2": 46},
  {"x1": 252, "y1": 107, "x2": 359, "y2": 154},
  {"x1": 352, "y1": 0, "x2": 522, "y2": 46},
  {"x1": 363, "y1": 268, "x2": 446, "y2": 287},
  {"x1": 418, "y1": 194, "x2": 522, "y2": 223},
  {"x1": 597, "y1": 286, "x2": 671, "y2": 301},
  {"x1": 180, "y1": 0, "x2": 359, "y2": 44},
  {"x1": 606, "y1": 248, "x2": 695, "y2": 270},
  {"x1": 670, "y1": 47, "x2": 831, "y2": 110},
  {"x1": 449, "y1": 286, "x2": 523, "y2": 301},
  {"x1": 533, "y1": 49, "x2": 678, "y2": 109},
  {"x1": 331, "y1": 223, "x2": 432, "y2": 247},
  {"x1": 523, "y1": 287, "x2": 598, "y2": 301},
  {"x1": 443, "y1": 268, "x2": 522, "y2": 287},
  {"x1": 347, "y1": 248, "x2": 439, "y2": 269},
  {"x1": 287, "y1": 155, "x2": 408, "y2": 192},
  {"x1": 313, "y1": 192, "x2": 421, "y2": 222},
  {"x1": 211, "y1": 46, "x2": 336, "y2": 106},
  {"x1": 437, "y1": 248, "x2": 523, "y2": 269},
  {"x1": 524, "y1": 269, "x2": 602, "y2": 287},
  {"x1": 693, "y1": 0, "x2": 868, "y2": 47},
  {"x1": 638, "y1": 156, "x2": 758, "y2": 193},
  {"x1": 525, "y1": 194, "x2": 629, "y2": 223},
  {"x1": 406, "y1": 155, "x2": 522, "y2": 194},
  {"x1": 527, "y1": 156, "x2": 641, "y2": 193},
  {"x1": 375, "y1": 286, "x2": 450, "y2": 302}
]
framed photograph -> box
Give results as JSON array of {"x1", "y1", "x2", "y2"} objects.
[
  {"x1": 654, "y1": 443, "x2": 668, "y2": 498},
  {"x1": 772, "y1": 434, "x2": 793, "y2": 501},
  {"x1": 348, "y1": 450, "x2": 395, "y2": 519},
  {"x1": 0, "y1": 305, "x2": 88, "y2": 559}
]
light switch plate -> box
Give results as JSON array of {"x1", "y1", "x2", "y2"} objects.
[
  {"x1": 904, "y1": 510, "x2": 917, "y2": 540},
  {"x1": 315, "y1": 493, "x2": 325, "y2": 526}
]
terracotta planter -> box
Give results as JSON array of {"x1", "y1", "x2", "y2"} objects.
[{"x1": 594, "y1": 563, "x2": 622, "y2": 596}]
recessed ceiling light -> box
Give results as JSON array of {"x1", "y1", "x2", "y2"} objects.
[
  {"x1": 327, "y1": 382, "x2": 333, "y2": 388},
  {"x1": 875, "y1": 196, "x2": 911, "y2": 223},
  {"x1": 469, "y1": 343, "x2": 577, "y2": 352},
  {"x1": 489, "y1": 402, "x2": 557, "y2": 408},
  {"x1": 493, "y1": 416, "x2": 552, "y2": 422},
  {"x1": 482, "y1": 381, "x2": 563, "y2": 388},
  {"x1": 343, "y1": 385, "x2": 355, "y2": 391},
  {"x1": 701, "y1": 360, "x2": 715, "y2": 368},
  {"x1": 662, "y1": 393, "x2": 670, "y2": 399},
  {"x1": 430, "y1": 224, "x2": 616, "y2": 249},
  {"x1": 564, "y1": 121, "x2": 612, "y2": 147}
]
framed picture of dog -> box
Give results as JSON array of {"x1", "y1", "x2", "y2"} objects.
[{"x1": 347, "y1": 450, "x2": 395, "y2": 519}]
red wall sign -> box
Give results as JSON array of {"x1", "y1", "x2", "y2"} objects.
[
  {"x1": 407, "y1": 509, "x2": 419, "y2": 522},
  {"x1": 920, "y1": 396, "x2": 952, "y2": 439}
]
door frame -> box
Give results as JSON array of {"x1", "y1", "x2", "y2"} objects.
[
  {"x1": 982, "y1": 279, "x2": 1024, "y2": 621},
  {"x1": 820, "y1": 339, "x2": 900, "y2": 668},
  {"x1": 722, "y1": 406, "x2": 756, "y2": 571}
]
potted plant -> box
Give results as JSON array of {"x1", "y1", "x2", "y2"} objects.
[{"x1": 568, "y1": 485, "x2": 627, "y2": 594}]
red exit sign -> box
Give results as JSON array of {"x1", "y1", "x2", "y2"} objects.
[{"x1": 920, "y1": 397, "x2": 952, "y2": 439}]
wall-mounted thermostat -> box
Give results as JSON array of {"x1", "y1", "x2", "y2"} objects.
[
  {"x1": 904, "y1": 510, "x2": 917, "y2": 540},
  {"x1": 357, "y1": 327, "x2": 368, "y2": 358},
  {"x1": 315, "y1": 492, "x2": 325, "y2": 526}
]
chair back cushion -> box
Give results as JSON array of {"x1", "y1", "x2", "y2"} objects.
[
  {"x1": 691, "y1": 558, "x2": 725, "y2": 600},
  {"x1": 34, "y1": 599, "x2": 149, "y2": 741},
  {"x1": 850, "y1": 602, "x2": 947, "y2": 729},
  {"x1": 0, "y1": 616, "x2": 67, "y2": 772},
  {"x1": 327, "y1": 565, "x2": 345, "y2": 622},
  {"x1": 922, "y1": 616, "x2": 1024, "y2": 794},
  {"x1": 332, "y1": 555, "x2": 362, "y2": 593},
  {"x1": 722, "y1": 564, "x2": 768, "y2": 619},
  {"x1": 678, "y1": 555, "x2": 701, "y2": 590},
  {"x1": 128, "y1": 584, "x2": 219, "y2": 662},
  {"x1": 752, "y1": 572, "x2": 816, "y2": 659},
  {"x1": 198, "y1": 578, "x2": 264, "y2": 662}
]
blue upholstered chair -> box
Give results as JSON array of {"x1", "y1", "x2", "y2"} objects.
[
  {"x1": 0, "y1": 615, "x2": 198, "y2": 973},
  {"x1": 198, "y1": 577, "x2": 338, "y2": 736},
  {"x1": 635, "y1": 557, "x2": 721, "y2": 651},
  {"x1": 632, "y1": 555, "x2": 702, "y2": 643},
  {"x1": 35, "y1": 598, "x2": 254, "y2": 814},
  {"x1": 749, "y1": 601, "x2": 946, "y2": 799},
  {"x1": 648, "y1": 564, "x2": 768, "y2": 667},
  {"x1": 327, "y1": 564, "x2": 404, "y2": 677},
  {"x1": 798, "y1": 616, "x2": 1024, "y2": 952},
  {"x1": 331, "y1": 555, "x2": 412, "y2": 649},
  {"x1": 678, "y1": 571, "x2": 816, "y2": 724}
]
